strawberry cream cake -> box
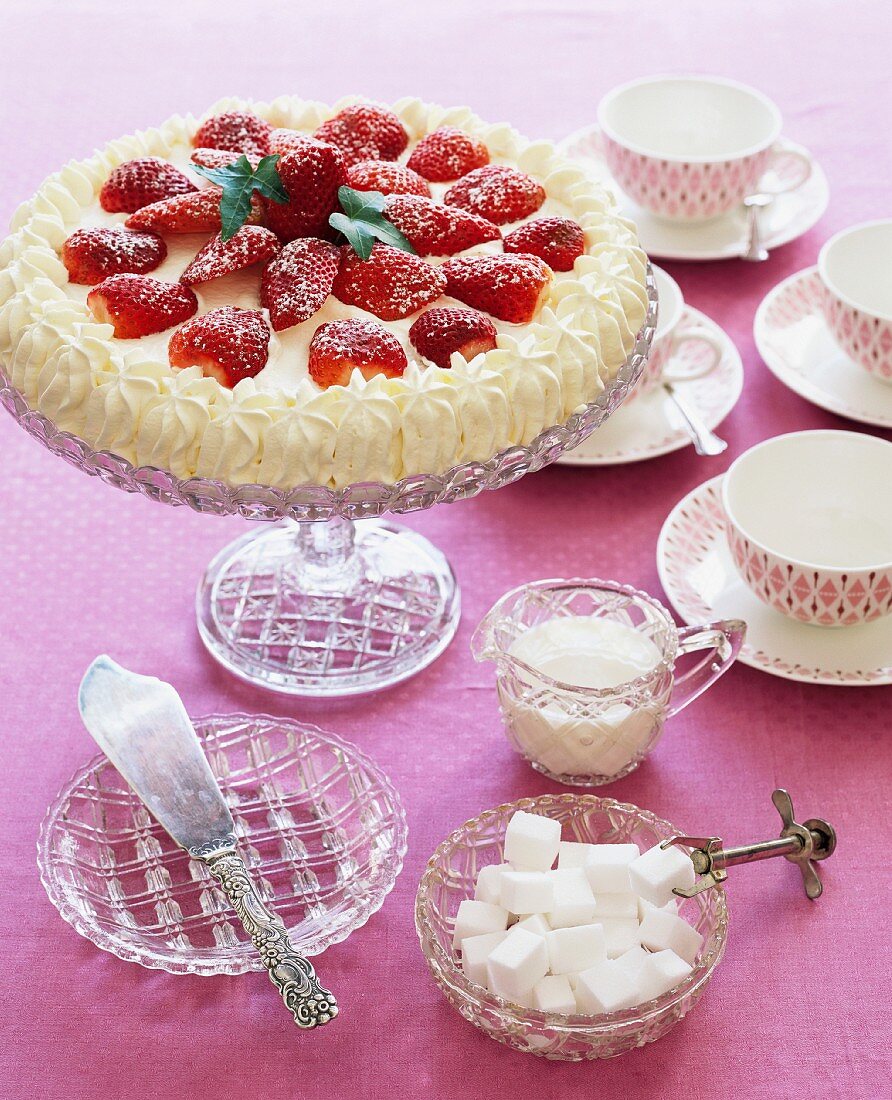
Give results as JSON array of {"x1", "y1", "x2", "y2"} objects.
[{"x1": 0, "y1": 97, "x2": 649, "y2": 489}]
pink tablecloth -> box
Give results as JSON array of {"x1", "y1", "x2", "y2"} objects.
[{"x1": 1, "y1": 2, "x2": 890, "y2": 1097}]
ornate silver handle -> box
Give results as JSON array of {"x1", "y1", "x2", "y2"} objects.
[{"x1": 190, "y1": 837, "x2": 338, "y2": 1029}]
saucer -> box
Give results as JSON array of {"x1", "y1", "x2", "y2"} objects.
[
  {"x1": 559, "y1": 126, "x2": 829, "y2": 262},
  {"x1": 657, "y1": 475, "x2": 892, "y2": 685},
  {"x1": 754, "y1": 267, "x2": 892, "y2": 429},
  {"x1": 559, "y1": 306, "x2": 742, "y2": 465}
]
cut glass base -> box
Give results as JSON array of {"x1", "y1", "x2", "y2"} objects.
[{"x1": 197, "y1": 517, "x2": 461, "y2": 696}]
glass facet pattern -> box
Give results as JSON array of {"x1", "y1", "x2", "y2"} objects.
[{"x1": 197, "y1": 519, "x2": 461, "y2": 696}]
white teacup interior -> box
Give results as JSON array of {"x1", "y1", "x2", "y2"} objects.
[
  {"x1": 724, "y1": 431, "x2": 892, "y2": 568},
  {"x1": 654, "y1": 265, "x2": 684, "y2": 336},
  {"x1": 600, "y1": 76, "x2": 781, "y2": 160},
  {"x1": 819, "y1": 220, "x2": 892, "y2": 319}
]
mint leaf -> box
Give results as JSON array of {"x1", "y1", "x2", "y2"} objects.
[
  {"x1": 338, "y1": 186, "x2": 387, "y2": 218},
  {"x1": 252, "y1": 156, "x2": 289, "y2": 204},
  {"x1": 329, "y1": 212, "x2": 376, "y2": 260},
  {"x1": 192, "y1": 154, "x2": 287, "y2": 241},
  {"x1": 328, "y1": 186, "x2": 416, "y2": 259}
]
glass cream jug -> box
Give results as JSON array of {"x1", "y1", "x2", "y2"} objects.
[{"x1": 471, "y1": 578, "x2": 745, "y2": 786}]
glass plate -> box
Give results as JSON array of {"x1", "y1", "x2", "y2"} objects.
[{"x1": 38, "y1": 713, "x2": 408, "y2": 975}]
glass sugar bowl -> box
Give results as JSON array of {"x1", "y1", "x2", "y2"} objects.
[
  {"x1": 471, "y1": 579, "x2": 745, "y2": 786},
  {"x1": 415, "y1": 794, "x2": 729, "y2": 1060}
]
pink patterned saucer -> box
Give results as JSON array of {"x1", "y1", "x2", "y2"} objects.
[
  {"x1": 657, "y1": 476, "x2": 892, "y2": 686},
  {"x1": 559, "y1": 306, "x2": 742, "y2": 465},
  {"x1": 559, "y1": 127, "x2": 829, "y2": 262},
  {"x1": 754, "y1": 268, "x2": 892, "y2": 429}
]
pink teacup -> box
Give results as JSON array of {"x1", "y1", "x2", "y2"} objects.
[
  {"x1": 628, "y1": 266, "x2": 723, "y2": 401},
  {"x1": 722, "y1": 431, "x2": 892, "y2": 627},
  {"x1": 818, "y1": 220, "x2": 892, "y2": 384},
  {"x1": 598, "y1": 75, "x2": 812, "y2": 222}
]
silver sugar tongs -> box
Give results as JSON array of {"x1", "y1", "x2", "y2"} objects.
[{"x1": 664, "y1": 789, "x2": 837, "y2": 901}]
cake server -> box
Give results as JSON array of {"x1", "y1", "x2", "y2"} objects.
[{"x1": 77, "y1": 655, "x2": 338, "y2": 1029}]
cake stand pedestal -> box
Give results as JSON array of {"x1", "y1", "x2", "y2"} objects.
[
  {"x1": 2, "y1": 269, "x2": 656, "y2": 698},
  {"x1": 197, "y1": 517, "x2": 459, "y2": 696}
]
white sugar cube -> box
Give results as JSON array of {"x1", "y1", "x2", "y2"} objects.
[
  {"x1": 639, "y1": 907, "x2": 704, "y2": 966},
  {"x1": 575, "y1": 959, "x2": 640, "y2": 1014},
  {"x1": 487, "y1": 967, "x2": 534, "y2": 1007},
  {"x1": 638, "y1": 896, "x2": 679, "y2": 921},
  {"x1": 594, "y1": 892, "x2": 638, "y2": 918},
  {"x1": 637, "y1": 949, "x2": 693, "y2": 1002},
  {"x1": 460, "y1": 931, "x2": 508, "y2": 987},
  {"x1": 452, "y1": 899, "x2": 509, "y2": 948},
  {"x1": 629, "y1": 843, "x2": 696, "y2": 907},
  {"x1": 601, "y1": 916, "x2": 641, "y2": 958},
  {"x1": 486, "y1": 926, "x2": 549, "y2": 999},
  {"x1": 547, "y1": 868, "x2": 597, "y2": 928},
  {"x1": 532, "y1": 974, "x2": 577, "y2": 1014},
  {"x1": 475, "y1": 863, "x2": 511, "y2": 906},
  {"x1": 615, "y1": 944, "x2": 649, "y2": 975},
  {"x1": 504, "y1": 811, "x2": 561, "y2": 871},
  {"x1": 584, "y1": 844, "x2": 640, "y2": 893},
  {"x1": 546, "y1": 924, "x2": 607, "y2": 975},
  {"x1": 557, "y1": 841, "x2": 594, "y2": 869},
  {"x1": 567, "y1": 971, "x2": 581, "y2": 990},
  {"x1": 515, "y1": 913, "x2": 550, "y2": 938},
  {"x1": 500, "y1": 871, "x2": 554, "y2": 915}
]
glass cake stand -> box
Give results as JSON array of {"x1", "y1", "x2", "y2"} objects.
[{"x1": 1, "y1": 269, "x2": 656, "y2": 696}]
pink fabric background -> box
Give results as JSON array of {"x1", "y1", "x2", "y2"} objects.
[{"x1": 1, "y1": 2, "x2": 890, "y2": 1096}]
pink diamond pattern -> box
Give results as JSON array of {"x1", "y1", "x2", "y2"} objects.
[
  {"x1": 726, "y1": 525, "x2": 892, "y2": 627},
  {"x1": 822, "y1": 285, "x2": 892, "y2": 382},
  {"x1": 601, "y1": 135, "x2": 771, "y2": 220}
]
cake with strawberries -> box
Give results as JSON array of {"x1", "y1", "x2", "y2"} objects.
[{"x1": 0, "y1": 96, "x2": 649, "y2": 488}]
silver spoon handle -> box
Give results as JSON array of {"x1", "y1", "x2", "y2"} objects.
[
  {"x1": 662, "y1": 382, "x2": 727, "y2": 456},
  {"x1": 192, "y1": 838, "x2": 338, "y2": 1028},
  {"x1": 742, "y1": 196, "x2": 771, "y2": 262}
]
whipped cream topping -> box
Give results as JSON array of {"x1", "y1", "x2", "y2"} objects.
[{"x1": 0, "y1": 96, "x2": 649, "y2": 488}]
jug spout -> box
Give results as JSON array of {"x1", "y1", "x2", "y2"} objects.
[{"x1": 470, "y1": 611, "x2": 501, "y2": 664}]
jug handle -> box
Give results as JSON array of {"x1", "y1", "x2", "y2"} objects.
[{"x1": 667, "y1": 619, "x2": 746, "y2": 717}]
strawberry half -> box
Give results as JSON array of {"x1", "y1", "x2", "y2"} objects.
[
  {"x1": 62, "y1": 227, "x2": 166, "y2": 285},
  {"x1": 260, "y1": 238, "x2": 340, "y2": 331},
  {"x1": 332, "y1": 243, "x2": 446, "y2": 321},
  {"x1": 87, "y1": 275, "x2": 197, "y2": 338},
  {"x1": 126, "y1": 189, "x2": 263, "y2": 235},
  {"x1": 445, "y1": 165, "x2": 546, "y2": 225},
  {"x1": 99, "y1": 158, "x2": 197, "y2": 215},
  {"x1": 179, "y1": 226, "x2": 280, "y2": 286},
  {"x1": 193, "y1": 111, "x2": 272, "y2": 158},
  {"x1": 190, "y1": 147, "x2": 262, "y2": 171},
  {"x1": 409, "y1": 307, "x2": 497, "y2": 368},
  {"x1": 503, "y1": 217, "x2": 585, "y2": 271},
  {"x1": 442, "y1": 254, "x2": 552, "y2": 323},
  {"x1": 384, "y1": 195, "x2": 500, "y2": 256},
  {"x1": 308, "y1": 318, "x2": 407, "y2": 388},
  {"x1": 314, "y1": 104, "x2": 409, "y2": 166},
  {"x1": 406, "y1": 127, "x2": 490, "y2": 182},
  {"x1": 346, "y1": 160, "x2": 431, "y2": 198},
  {"x1": 261, "y1": 139, "x2": 347, "y2": 242},
  {"x1": 169, "y1": 306, "x2": 270, "y2": 387}
]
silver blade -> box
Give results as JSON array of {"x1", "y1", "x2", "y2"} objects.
[{"x1": 78, "y1": 656, "x2": 234, "y2": 851}]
